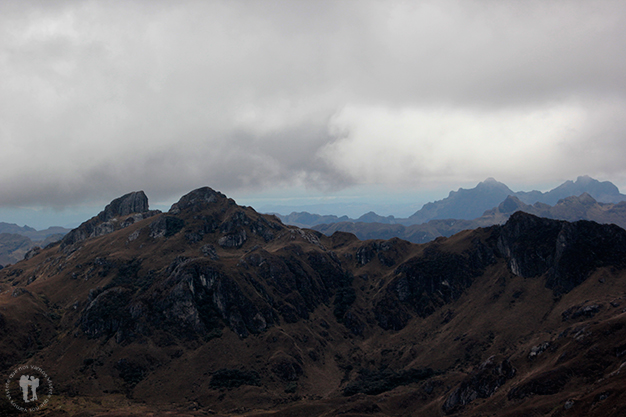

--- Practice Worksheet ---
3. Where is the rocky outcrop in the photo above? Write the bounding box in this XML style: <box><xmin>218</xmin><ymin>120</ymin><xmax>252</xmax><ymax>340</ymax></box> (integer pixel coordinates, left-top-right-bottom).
<box><xmin>354</xmin><ymin>238</ymin><xmax>409</xmax><ymax>267</ymax></box>
<box><xmin>99</xmin><ymin>191</ymin><xmax>149</xmax><ymax>222</ymax></box>
<box><xmin>443</xmin><ymin>357</ymin><xmax>516</xmax><ymax>414</ymax></box>
<box><xmin>149</xmin><ymin>216</ymin><xmax>185</xmax><ymax>238</ymax></box>
<box><xmin>61</xmin><ymin>191</ymin><xmax>159</xmax><ymax>249</ymax></box>
<box><xmin>496</xmin><ymin>212</ymin><xmax>626</xmax><ymax>294</ymax></box>
<box><xmin>547</xmin><ymin>220</ymin><xmax>626</xmax><ymax>294</ymax></box>
<box><xmin>218</xmin><ymin>229</ymin><xmax>247</xmax><ymax>248</ymax></box>
<box><xmin>155</xmin><ymin>257</ymin><xmax>274</xmax><ymax>338</ymax></box>
<box><xmin>496</xmin><ymin>212</ymin><xmax>564</xmax><ymax>278</ymax></box>
<box><xmin>81</xmin><ymin>287</ymin><xmax>134</xmax><ymax>340</ymax></box>
<box><xmin>269</xmin><ymin>351</ymin><xmax>303</xmax><ymax>381</ymax></box>
<box><xmin>507</xmin><ymin>367</ymin><xmax>570</xmax><ymax>399</ymax></box>
<box><xmin>168</xmin><ymin>187</ymin><xmax>228</xmax><ymax>214</ymax></box>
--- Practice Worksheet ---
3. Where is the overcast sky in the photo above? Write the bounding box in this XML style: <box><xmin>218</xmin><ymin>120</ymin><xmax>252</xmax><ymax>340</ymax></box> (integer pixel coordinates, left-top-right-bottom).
<box><xmin>2</xmin><ymin>0</ymin><xmax>626</xmax><ymax>228</ymax></box>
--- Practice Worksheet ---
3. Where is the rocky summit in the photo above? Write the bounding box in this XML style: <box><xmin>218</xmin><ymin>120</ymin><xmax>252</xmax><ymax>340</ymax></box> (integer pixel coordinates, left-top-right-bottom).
<box><xmin>1</xmin><ymin>187</ymin><xmax>626</xmax><ymax>416</ymax></box>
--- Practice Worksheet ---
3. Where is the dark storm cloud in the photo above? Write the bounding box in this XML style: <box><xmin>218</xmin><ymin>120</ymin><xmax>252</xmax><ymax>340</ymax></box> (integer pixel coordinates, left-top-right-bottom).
<box><xmin>1</xmin><ymin>0</ymin><xmax>626</xmax><ymax>208</ymax></box>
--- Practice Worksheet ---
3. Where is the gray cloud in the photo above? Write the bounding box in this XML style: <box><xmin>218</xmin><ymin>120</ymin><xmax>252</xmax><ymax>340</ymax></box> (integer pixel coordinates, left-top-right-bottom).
<box><xmin>1</xmin><ymin>0</ymin><xmax>626</xmax><ymax>210</ymax></box>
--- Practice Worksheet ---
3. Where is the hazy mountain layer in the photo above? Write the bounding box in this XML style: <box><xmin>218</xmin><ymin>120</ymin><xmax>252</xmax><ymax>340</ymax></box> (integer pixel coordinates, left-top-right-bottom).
<box><xmin>409</xmin><ymin>175</ymin><xmax>626</xmax><ymax>224</ymax></box>
<box><xmin>0</xmin><ymin>222</ymin><xmax>70</xmax><ymax>241</ymax></box>
<box><xmin>1</xmin><ymin>188</ymin><xmax>626</xmax><ymax>416</ymax></box>
<box><xmin>0</xmin><ymin>222</ymin><xmax>70</xmax><ymax>266</ymax></box>
<box><xmin>278</xmin><ymin>176</ymin><xmax>626</xmax><ymax>228</ymax></box>
<box><xmin>314</xmin><ymin>193</ymin><xmax>626</xmax><ymax>244</ymax></box>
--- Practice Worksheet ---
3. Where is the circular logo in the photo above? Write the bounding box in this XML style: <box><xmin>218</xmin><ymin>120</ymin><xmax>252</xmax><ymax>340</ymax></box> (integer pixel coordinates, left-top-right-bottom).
<box><xmin>5</xmin><ymin>365</ymin><xmax>53</xmax><ymax>413</ymax></box>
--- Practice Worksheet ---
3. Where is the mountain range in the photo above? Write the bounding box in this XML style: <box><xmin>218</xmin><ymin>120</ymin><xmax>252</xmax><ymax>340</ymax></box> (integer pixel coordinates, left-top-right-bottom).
<box><xmin>277</xmin><ymin>176</ymin><xmax>626</xmax><ymax>228</ymax></box>
<box><xmin>1</xmin><ymin>176</ymin><xmax>620</xmax><ymax>267</ymax></box>
<box><xmin>0</xmin><ymin>223</ymin><xmax>70</xmax><ymax>266</ymax></box>
<box><xmin>1</xmin><ymin>187</ymin><xmax>626</xmax><ymax>416</ymax></box>
<box><xmin>313</xmin><ymin>193</ymin><xmax>626</xmax><ymax>244</ymax></box>
<box><xmin>408</xmin><ymin>175</ymin><xmax>626</xmax><ymax>224</ymax></box>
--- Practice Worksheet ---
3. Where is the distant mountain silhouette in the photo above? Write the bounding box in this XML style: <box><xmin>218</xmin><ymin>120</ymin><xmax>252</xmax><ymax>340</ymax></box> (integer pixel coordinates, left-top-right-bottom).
<box><xmin>0</xmin><ymin>222</ymin><xmax>37</xmax><ymax>235</ymax></box>
<box><xmin>0</xmin><ymin>223</ymin><xmax>71</xmax><ymax>266</ymax></box>
<box><xmin>314</xmin><ymin>193</ymin><xmax>626</xmax><ymax>244</ymax></box>
<box><xmin>277</xmin><ymin>176</ymin><xmax>626</xmax><ymax>229</ymax></box>
<box><xmin>408</xmin><ymin>175</ymin><xmax>626</xmax><ymax>224</ymax></box>
<box><xmin>516</xmin><ymin>175</ymin><xmax>626</xmax><ymax>205</ymax></box>
<box><xmin>408</xmin><ymin>177</ymin><xmax>515</xmax><ymax>223</ymax></box>
<box><xmin>273</xmin><ymin>211</ymin><xmax>350</xmax><ymax>228</ymax></box>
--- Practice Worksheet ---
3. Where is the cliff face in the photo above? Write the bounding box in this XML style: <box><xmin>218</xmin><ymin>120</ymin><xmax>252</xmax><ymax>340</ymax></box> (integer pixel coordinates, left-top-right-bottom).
<box><xmin>496</xmin><ymin>211</ymin><xmax>626</xmax><ymax>294</ymax></box>
<box><xmin>2</xmin><ymin>189</ymin><xmax>626</xmax><ymax>416</ymax></box>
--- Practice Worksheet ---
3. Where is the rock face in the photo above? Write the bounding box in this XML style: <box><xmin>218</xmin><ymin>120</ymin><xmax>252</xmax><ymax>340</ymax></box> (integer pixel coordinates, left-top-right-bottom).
<box><xmin>374</xmin><ymin>238</ymin><xmax>496</xmax><ymax>330</ymax></box>
<box><xmin>496</xmin><ymin>212</ymin><xmax>564</xmax><ymax>278</ymax></box>
<box><xmin>61</xmin><ymin>191</ymin><xmax>159</xmax><ymax>249</ymax></box>
<box><xmin>155</xmin><ymin>257</ymin><xmax>273</xmax><ymax>338</ymax></box>
<box><xmin>443</xmin><ymin>357</ymin><xmax>516</xmax><ymax>414</ymax></box>
<box><xmin>496</xmin><ymin>211</ymin><xmax>626</xmax><ymax>294</ymax></box>
<box><xmin>99</xmin><ymin>191</ymin><xmax>150</xmax><ymax>222</ymax></box>
<box><xmin>168</xmin><ymin>187</ymin><xmax>226</xmax><ymax>214</ymax></box>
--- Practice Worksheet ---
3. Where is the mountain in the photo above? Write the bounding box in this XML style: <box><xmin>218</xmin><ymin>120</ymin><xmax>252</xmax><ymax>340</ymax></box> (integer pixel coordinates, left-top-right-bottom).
<box><xmin>60</xmin><ymin>190</ymin><xmax>159</xmax><ymax>249</ymax></box>
<box><xmin>408</xmin><ymin>176</ymin><xmax>626</xmax><ymax>225</ymax></box>
<box><xmin>275</xmin><ymin>175</ymin><xmax>626</xmax><ymax>229</ymax></box>
<box><xmin>273</xmin><ymin>211</ymin><xmax>351</xmax><ymax>228</ymax></box>
<box><xmin>408</xmin><ymin>177</ymin><xmax>515</xmax><ymax>223</ymax></box>
<box><xmin>0</xmin><ymin>223</ymin><xmax>72</xmax><ymax>267</ymax></box>
<box><xmin>0</xmin><ymin>233</ymin><xmax>33</xmax><ymax>266</ymax></box>
<box><xmin>0</xmin><ymin>222</ymin><xmax>37</xmax><ymax>235</ymax></box>
<box><xmin>314</xmin><ymin>193</ymin><xmax>626</xmax><ymax>244</ymax></box>
<box><xmin>356</xmin><ymin>211</ymin><xmax>397</xmax><ymax>224</ymax></box>
<box><xmin>275</xmin><ymin>211</ymin><xmax>398</xmax><ymax>228</ymax></box>
<box><xmin>517</xmin><ymin>175</ymin><xmax>626</xmax><ymax>205</ymax></box>
<box><xmin>0</xmin><ymin>222</ymin><xmax>70</xmax><ymax>241</ymax></box>
<box><xmin>1</xmin><ymin>188</ymin><xmax>626</xmax><ymax>416</ymax></box>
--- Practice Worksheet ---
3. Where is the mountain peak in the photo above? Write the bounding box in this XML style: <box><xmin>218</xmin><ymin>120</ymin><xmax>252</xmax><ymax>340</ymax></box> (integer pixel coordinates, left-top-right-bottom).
<box><xmin>61</xmin><ymin>190</ymin><xmax>158</xmax><ymax>249</ymax></box>
<box><xmin>497</xmin><ymin>195</ymin><xmax>526</xmax><ymax>214</ymax></box>
<box><xmin>576</xmin><ymin>174</ymin><xmax>593</xmax><ymax>184</ymax></box>
<box><xmin>169</xmin><ymin>186</ymin><xmax>229</xmax><ymax>214</ymax></box>
<box><xmin>99</xmin><ymin>191</ymin><xmax>149</xmax><ymax>222</ymax></box>
<box><xmin>476</xmin><ymin>177</ymin><xmax>511</xmax><ymax>191</ymax></box>
<box><xmin>409</xmin><ymin>179</ymin><xmax>514</xmax><ymax>222</ymax></box>
<box><xmin>548</xmin><ymin>175</ymin><xmax>622</xmax><ymax>204</ymax></box>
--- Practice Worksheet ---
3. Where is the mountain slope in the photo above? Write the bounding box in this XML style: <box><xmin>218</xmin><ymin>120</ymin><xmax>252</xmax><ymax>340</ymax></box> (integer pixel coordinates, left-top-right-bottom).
<box><xmin>1</xmin><ymin>188</ymin><xmax>626</xmax><ymax>416</ymax></box>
